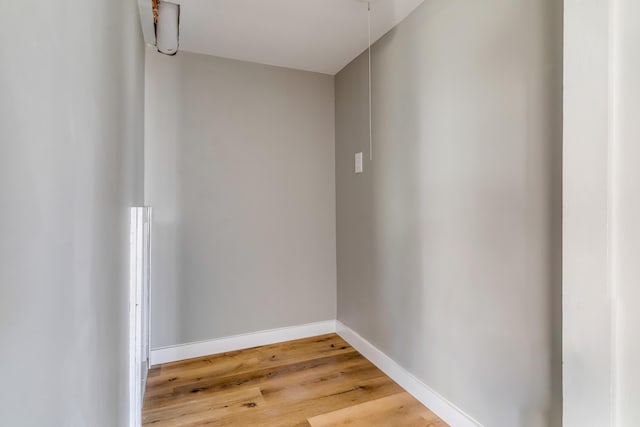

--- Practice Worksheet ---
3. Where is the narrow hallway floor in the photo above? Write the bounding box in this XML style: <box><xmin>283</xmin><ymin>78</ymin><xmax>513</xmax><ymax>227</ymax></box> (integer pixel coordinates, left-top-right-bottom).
<box><xmin>143</xmin><ymin>333</ymin><xmax>447</xmax><ymax>426</ymax></box>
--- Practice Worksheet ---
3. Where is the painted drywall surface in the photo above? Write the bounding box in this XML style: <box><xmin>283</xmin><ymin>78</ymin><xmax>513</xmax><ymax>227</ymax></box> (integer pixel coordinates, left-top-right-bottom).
<box><xmin>564</xmin><ymin>1</ymin><xmax>640</xmax><ymax>424</ymax></box>
<box><xmin>0</xmin><ymin>1</ymin><xmax>144</xmax><ymax>426</ymax></box>
<box><xmin>145</xmin><ymin>50</ymin><xmax>336</xmax><ymax>348</ymax></box>
<box><xmin>563</xmin><ymin>0</ymin><xmax>613</xmax><ymax>425</ymax></box>
<box><xmin>335</xmin><ymin>1</ymin><xmax>562</xmax><ymax>426</ymax></box>
<box><xmin>613</xmin><ymin>0</ymin><xmax>640</xmax><ymax>424</ymax></box>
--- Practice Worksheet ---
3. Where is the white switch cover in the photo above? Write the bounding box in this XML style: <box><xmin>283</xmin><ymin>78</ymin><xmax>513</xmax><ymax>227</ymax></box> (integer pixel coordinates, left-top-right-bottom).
<box><xmin>355</xmin><ymin>152</ymin><xmax>363</xmax><ymax>173</ymax></box>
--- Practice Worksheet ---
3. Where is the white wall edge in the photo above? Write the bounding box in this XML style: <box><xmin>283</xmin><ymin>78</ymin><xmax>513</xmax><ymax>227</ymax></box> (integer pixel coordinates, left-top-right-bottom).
<box><xmin>150</xmin><ymin>320</ymin><xmax>337</xmax><ymax>366</ymax></box>
<box><xmin>336</xmin><ymin>321</ymin><xmax>483</xmax><ymax>427</ymax></box>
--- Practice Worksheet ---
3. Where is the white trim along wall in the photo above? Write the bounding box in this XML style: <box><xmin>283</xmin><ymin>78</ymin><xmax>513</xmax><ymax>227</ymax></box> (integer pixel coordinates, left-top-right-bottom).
<box><xmin>150</xmin><ymin>321</ymin><xmax>337</xmax><ymax>366</ymax></box>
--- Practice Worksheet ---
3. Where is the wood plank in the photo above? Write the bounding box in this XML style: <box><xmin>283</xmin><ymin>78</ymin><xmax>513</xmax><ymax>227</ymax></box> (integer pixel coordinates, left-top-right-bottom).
<box><xmin>307</xmin><ymin>392</ymin><xmax>448</xmax><ymax>427</ymax></box>
<box><xmin>143</xmin><ymin>387</ymin><xmax>264</xmax><ymax>426</ymax></box>
<box><xmin>226</xmin><ymin>376</ymin><xmax>404</xmax><ymax>427</ymax></box>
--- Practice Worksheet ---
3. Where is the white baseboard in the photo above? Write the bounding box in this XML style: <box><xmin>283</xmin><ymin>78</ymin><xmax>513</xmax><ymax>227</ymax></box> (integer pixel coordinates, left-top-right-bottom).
<box><xmin>150</xmin><ymin>320</ymin><xmax>337</xmax><ymax>366</ymax></box>
<box><xmin>336</xmin><ymin>321</ymin><xmax>482</xmax><ymax>427</ymax></box>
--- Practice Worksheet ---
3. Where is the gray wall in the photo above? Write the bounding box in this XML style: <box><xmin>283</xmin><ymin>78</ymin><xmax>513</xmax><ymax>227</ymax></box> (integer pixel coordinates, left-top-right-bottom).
<box><xmin>145</xmin><ymin>50</ymin><xmax>336</xmax><ymax>348</ymax></box>
<box><xmin>335</xmin><ymin>1</ymin><xmax>562</xmax><ymax>426</ymax></box>
<box><xmin>0</xmin><ymin>1</ymin><xmax>144</xmax><ymax>426</ymax></box>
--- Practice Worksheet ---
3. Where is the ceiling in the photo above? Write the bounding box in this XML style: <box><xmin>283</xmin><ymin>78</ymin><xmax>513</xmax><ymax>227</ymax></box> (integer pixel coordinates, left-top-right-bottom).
<box><xmin>172</xmin><ymin>0</ymin><xmax>425</xmax><ymax>75</ymax></box>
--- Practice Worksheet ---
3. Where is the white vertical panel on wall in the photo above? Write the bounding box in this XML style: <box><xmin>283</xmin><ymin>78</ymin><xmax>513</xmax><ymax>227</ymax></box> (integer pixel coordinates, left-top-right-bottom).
<box><xmin>612</xmin><ymin>0</ymin><xmax>640</xmax><ymax>425</ymax></box>
<box><xmin>565</xmin><ymin>0</ymin><xmax>640</xmax><ymax>425</ymax></box>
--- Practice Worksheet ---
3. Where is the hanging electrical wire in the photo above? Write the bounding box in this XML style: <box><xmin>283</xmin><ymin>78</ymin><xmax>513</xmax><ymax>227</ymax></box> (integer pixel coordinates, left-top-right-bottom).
<box><xmin>367</xmin><ymin>2</ymin><xmax>373</xmax><ymax>161</ymax></box>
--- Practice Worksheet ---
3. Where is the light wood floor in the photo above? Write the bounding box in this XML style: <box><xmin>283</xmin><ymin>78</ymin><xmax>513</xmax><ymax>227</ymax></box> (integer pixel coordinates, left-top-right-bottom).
<box><xmin>143</xmin><ymin>334</ymin><xmax>447</xmax><ymax>426</ymax></box>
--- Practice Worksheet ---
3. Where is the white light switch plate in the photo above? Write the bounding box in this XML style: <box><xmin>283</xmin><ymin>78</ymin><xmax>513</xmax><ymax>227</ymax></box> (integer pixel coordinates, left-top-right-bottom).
<box><xmin>355</xmin><ymin>152</ymin><xmax>363</xmax><ymax>173</ymax></box>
